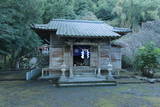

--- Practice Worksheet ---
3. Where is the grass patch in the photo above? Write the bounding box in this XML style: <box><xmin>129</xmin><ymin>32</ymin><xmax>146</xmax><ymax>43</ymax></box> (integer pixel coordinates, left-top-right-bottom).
<box><xmin>0</xmin><ymin>81</ymin><xmax>160</xmax><ymax>107</ymax></box>
<box><xmin>0</xmin><ymin>71</ymin><xmax>26</xmax><ymax>80</ymax></box>
<box><xmin>119</xmin><ymin>71</ymin><xmax>140</xmax><ymax>76</ymax></box>
<box><xmin>154</xmin><ymin>72</ymin><xmax>160</xmax><ymax>78</ymax></box>
<box><xmin>95</xmin><ymin>98</ymin><xmax>116</xmax><ymax>107</ymax></box>
<box><xmin>143</xmin><ymin>96</ymin><xmax>160</xmax><ymax>107</ymax></box>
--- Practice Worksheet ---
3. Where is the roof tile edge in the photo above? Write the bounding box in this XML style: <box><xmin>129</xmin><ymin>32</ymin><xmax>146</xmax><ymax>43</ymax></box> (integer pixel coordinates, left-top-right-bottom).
<box><xmin>51</xmin><ymin>19</ymin><xmax>104</xmax><ymax>24</ymax></box>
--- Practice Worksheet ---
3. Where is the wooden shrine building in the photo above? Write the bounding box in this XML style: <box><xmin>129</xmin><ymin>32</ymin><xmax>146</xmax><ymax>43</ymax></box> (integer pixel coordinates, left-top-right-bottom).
<box><xmin>32</xmin><ymin>19</ymin><xmax>131</xmax><ymax>82</ymax></box>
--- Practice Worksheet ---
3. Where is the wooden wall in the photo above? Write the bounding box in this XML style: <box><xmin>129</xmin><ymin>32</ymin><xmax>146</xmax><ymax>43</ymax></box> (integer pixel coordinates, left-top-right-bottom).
<box><xmin>90</xmin><ymin>46</ymin><xmax>98</xmax><ymax>67</ymax></box>
<box><xmin>100</xmin><ymin>43</ymin><xmax>121</xmax><ymax>70</ymax></box>
<box><xmin>100</xmin><ymin>43</ymin><xmax>110</xmax><ymax>69</ymax></box>
<box><xmin>49</xmin><ymin>34</ymin><xmax>122</xmax><ymax>71</ymax></box>
<box><xmin>49</xmin><ymin>33</ymin><xmax>64</xmax><ymax>69</ymax></box>
<box><xmin>111</xmin><ymin>47</ymin><xmax>122</xmax><ymax>69</ymax></box>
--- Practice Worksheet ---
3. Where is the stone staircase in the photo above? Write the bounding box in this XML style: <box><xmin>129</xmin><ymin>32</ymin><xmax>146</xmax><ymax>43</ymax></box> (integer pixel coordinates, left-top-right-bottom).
<box><xmin>74</xmin><ymin>72</ymin><xmax>96</xmax><ymax>77</ymax></box>
<box><xmin>57</xmin><ymin>72</ymin><xmax>117</xmax><ymax>87</ymax></box>
<box><xmin>57</xmin><ymin>80</ymin><xmax>117</xmax><ymax>87</ymax></box>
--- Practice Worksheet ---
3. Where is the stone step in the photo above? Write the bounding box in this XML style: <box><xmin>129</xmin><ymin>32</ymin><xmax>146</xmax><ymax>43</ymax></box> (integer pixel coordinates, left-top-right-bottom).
<box><xmin>57</xmin><ymin>76</ymin><xmax>116</xmax><ymax>87</ymax></box>
<box><xmin>74</xmin><ymin>74</ymin><xmax>96</xmax><ymax>77</ymax></box>
<box><xmin>74</xmin><ymin>75</ymin><xmax>97</xmax><ymax>78</ymax></box>
<box><xmin>74</xmin><ymin>72</ymin><xmax>96</xmax><ymax>75</ymax></box>
<box><xmin>57</xmin><ymin>81</ymin><xmax>117</xmax><ymax>87</ymax></box>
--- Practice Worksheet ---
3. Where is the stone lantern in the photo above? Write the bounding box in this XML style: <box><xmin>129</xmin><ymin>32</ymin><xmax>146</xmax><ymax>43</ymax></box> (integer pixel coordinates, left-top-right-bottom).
<box><xmin>60</xmin><ymin>63</ymin><xmax>67</xmax><ymax>80</ymax></box>
<box><xmin>107</xmin><ymin>62</ymin><xmax>114</xmax><ymax>80</ymax></box>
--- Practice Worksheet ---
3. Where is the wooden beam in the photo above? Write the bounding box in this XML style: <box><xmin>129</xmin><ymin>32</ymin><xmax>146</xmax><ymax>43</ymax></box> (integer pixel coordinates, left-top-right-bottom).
<box><xmin>66</xmin><ymin>42</ymin><xmax>98</xmax><ymax>46</ymax></box>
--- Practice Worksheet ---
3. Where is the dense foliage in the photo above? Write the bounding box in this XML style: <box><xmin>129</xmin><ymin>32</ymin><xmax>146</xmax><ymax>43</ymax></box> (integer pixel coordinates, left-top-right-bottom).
<box><xmin>134</xmin><ymin>43</ymin><xmax>160</xmax><ymax>77</ymax></box>
<box><xmin>0</xmin><ymin>0</ymin><xmax>43</xmax><ymax>69</ymax></box>
<box><xmin>0</xmin><ymin>0</ymin><xmax>160</xmax><ymax>69</ymax></box>
<box><xmin>116</xmin><ymin>20</ymin><xmax>160</xmax><ymax>70</ymax></box>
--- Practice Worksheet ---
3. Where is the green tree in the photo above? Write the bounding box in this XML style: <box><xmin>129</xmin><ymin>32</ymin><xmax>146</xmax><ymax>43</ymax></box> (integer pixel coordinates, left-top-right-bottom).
<box><xmin>95</xmin><ymin>0</ymin><xmax>117</xmax><ymax>20</ymax></box>
<box><xmin>134</xmin><ymin>42</ymin><xmax>160</xmax><ymax>77</ymax></box>
<box><xmin>0</xmin><ymin>0</ymin><xmax>43</xmax><ymax>68</ymax></box>
<box><xmin>42</xmin><ymin>0</ymin><xmax>76</xmax><ymax>23</ymax></box>
<box><xmin>111</xmin><ymin>0</ymin><xmax>160</xmax><ymax>30</ymax></box>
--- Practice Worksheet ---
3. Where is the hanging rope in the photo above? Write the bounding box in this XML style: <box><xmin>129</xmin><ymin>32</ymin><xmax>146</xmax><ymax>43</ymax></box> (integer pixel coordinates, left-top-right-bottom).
<box><xmin>81</xmin><ymin>49</ymin><xmax>90</xmax><ymax>59</ymax></box>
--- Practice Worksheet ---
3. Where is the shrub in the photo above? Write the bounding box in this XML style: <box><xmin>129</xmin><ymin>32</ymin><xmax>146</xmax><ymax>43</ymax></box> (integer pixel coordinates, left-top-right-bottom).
<box><xmin>134</xmin><ymin>42</ymin><xmax>160</xmax><ymax>77</ymax></box>
<box><xmin>122</xmin><ymin>55</ymin><xmax>133</xmax><ymax>69</ymax></box>
<box><xmin>37</xmin><ymin>54</ymin><xmax>49</xmax><ymax>68</ymax></box>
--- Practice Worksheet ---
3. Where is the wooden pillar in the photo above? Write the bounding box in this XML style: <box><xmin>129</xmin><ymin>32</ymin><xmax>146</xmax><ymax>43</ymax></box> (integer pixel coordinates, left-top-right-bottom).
<box><xmin>69</xmin><ymin>43</ymin><xmax>74</xmax><ymax>78</ymax></box>
<box><xmin>49</xmin><ymin>33</ymin><xmax>53</xmax><ymax>68</ymax></box>
<box><xmin>61</xmin><ymin>46</ymin><xmax>66</xmax><ymax>79</ymax></box>
<box><xmin>42</xmin><ymin>68</ymin><xmax>44</xmax><ymax>77</ymax></box>
<box><xmin>97</xmin><ymin>43</ymin><xmax>101</xmax><ymax>77</ymax></box>
<box><xmin>62</xmin><ymin>46</ymin><xmax>66</xmax><ymax>66</ymax></box>
<box><xmin>109</xmin><ymin>37</ymin><xmax>112</xmax><ymax>62</ymax></box>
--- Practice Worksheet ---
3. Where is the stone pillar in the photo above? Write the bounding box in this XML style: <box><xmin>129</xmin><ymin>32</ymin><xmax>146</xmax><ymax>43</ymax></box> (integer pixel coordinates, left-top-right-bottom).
<box><xmin>107</xmin><ymin>63</ymin><xmax>114</xmax><ymax>80</ymax></box>
<box><xmin>60</xmin><ymin>63</ymin><xmax>67</xmax><ymax>80</ymax></box>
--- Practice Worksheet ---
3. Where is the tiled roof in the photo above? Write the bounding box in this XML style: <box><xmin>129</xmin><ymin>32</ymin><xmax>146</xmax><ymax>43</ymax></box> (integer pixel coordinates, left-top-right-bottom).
<box><xmin>113</xmin><ymin>27</ymin><xmax>132</xmax><ymax>33</ymax></box>
<box><xmin>32</xmin><ymin>19</ymin><xmax>131</xmax><ymax>38</ymax></box>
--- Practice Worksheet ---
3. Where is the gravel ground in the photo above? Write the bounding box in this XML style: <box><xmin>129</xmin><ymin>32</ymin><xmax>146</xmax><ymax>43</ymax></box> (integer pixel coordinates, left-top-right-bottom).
<box><xmin>0</xmin><ymin>81</ymin><xmax>160</xmax><ymax>107</ymax></box>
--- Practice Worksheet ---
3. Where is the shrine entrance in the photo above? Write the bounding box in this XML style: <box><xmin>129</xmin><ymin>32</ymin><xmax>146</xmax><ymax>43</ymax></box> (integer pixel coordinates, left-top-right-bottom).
<box><xmin>73</xmin><ymin>45</ymin><xmax>90</xmax><ymax>66</ymax></box>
